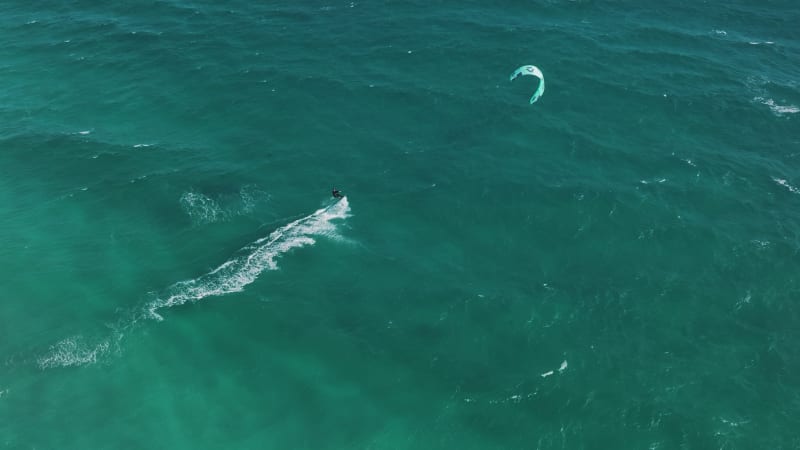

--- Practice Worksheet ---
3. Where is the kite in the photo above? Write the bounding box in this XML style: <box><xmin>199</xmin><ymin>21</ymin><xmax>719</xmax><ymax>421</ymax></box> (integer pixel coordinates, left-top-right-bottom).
<box><xmin>510</xmin><ymin>65</ymin><xmax>545</xmax><ymax>104</ymax></box>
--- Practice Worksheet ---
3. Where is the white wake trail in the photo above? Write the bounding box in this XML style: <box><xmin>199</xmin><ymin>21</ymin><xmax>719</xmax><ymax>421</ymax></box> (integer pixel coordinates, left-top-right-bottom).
<box><xmin>37</xmin><ymin>198</ymin><xmax>350</xmax><ymax>369</ymax></box>
<box><xmin>148</xmin><ymin>197</ymin><xmax>350</xmax><ymax>319</ymax></box>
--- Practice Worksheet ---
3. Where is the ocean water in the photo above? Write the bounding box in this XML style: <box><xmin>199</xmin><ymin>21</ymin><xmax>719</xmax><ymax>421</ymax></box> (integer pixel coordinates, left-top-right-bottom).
<box><xmin>1</xmin><ymin>0</ymin><xmax>799</xmax><ymax>448</ymax></box>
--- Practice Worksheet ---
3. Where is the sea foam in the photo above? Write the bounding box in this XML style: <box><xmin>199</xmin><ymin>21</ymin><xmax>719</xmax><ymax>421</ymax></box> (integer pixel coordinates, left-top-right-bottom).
<box><xmin>180</xmin><ymin>186</ymin><xmax>270</xmax><ymax>224</ymax></box>
<box><xmin>37</xmin><ymin>198</ymin><xmax>350</xmax><ymax>368</ymax></box>
<box><xmin>37</xmin><ymin>336</ymin><xmax>111</xmax><ymax>369</ymax></box>
<box><xmin>755</xmin><ymin>97</ymin><xmax>799</xmax><ymax>116</ymax></box>
<box><xmin>773</xmin><ymin>178</ymin><xmax>800</xmax><ymax>194</ymax></box>
<box><xmin>148</xmin><ymin>197</ymin><xmax>350</xmax><ymax>319</ymax></box>
<box><xmin>180</xmin><ymin>191</ymin><xmax>226</xmax><ymax>224</ymax></box>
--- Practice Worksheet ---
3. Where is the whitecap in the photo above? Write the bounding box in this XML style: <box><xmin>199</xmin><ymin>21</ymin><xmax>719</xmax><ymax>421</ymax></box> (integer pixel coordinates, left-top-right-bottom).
<box><xmin>755</xmin><ymin>97</ymin><xmax>799</xmax><ymax>116</ymax></box>
<box><xmin>734</xmin><ymin>291</ymin><xmax>752</xmax><ymax>311</ymax></box>
<box><xmin>37</xmin><ymin>336</ymin><xmax>110</xmax><ymax>369</ymax></box>
<box><xmin>180</xmin><ymin>191</ymin><xmax>227</xmax><ymax>224</ymax></box>
<box><xmin>773</xmin><ymin>178</ymin><xmax>800</xmax><ymax>194</ymax></box>
<box><xmin>181</xmin><ymin>187</ymin><xmax>270</xmax><ymax>224</ymax></box>
<box><xmin>238</xmin><ymin>185</ymin><xmax>268</xmax><ymax>214</ymax></box>
<box><xmin>720</xmin><ymin>417</ymin><xmax>750</xmax><ymax>427</ymax></box>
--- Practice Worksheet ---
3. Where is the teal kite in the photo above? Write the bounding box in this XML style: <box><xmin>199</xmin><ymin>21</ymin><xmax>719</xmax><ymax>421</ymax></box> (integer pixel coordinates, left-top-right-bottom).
<box><xmin>510</xmin><ymin>65</ymin><xmax>545</xmax><ymax>104</ymax></box>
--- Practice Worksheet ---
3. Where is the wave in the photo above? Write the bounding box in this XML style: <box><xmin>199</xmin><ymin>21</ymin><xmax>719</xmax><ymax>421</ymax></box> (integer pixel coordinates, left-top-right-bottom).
<box><xmin>755</xmin><ymin>97</ymin><xmax>799</xmax><ymax>116</ymax></box>
<box><xmin>148</xmin><ymin>197</ymin><xmax>350</xmax><ymax>319</ymax></box>
<box><xmin>180</xmin><ymin>191</ymin><xmax>227</xmax><ymax>224</ymax></box>
<box><xmin>746</xmin><ymin>77</ymin><xmax>799</xmax><ymax>117</ymax></box>
<box><xmin>773</xmin><ymin>178</ymin><xmax>800</xmax><ymax>194</ymax></box>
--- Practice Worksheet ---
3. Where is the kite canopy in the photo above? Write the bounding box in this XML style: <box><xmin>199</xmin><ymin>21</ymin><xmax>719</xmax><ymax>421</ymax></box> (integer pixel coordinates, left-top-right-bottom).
<box><xmin>510</xmin><ymin>65</ymin><xmax>545</xmax><ymax>104</ymax></box>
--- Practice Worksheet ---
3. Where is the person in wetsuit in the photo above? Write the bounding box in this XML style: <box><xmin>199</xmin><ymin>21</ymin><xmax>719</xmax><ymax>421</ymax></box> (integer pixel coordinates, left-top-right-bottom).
<box><xmin>332</xmin><ymin>188</ymin><xmax>343</xmax><ymax>199</ymax></box>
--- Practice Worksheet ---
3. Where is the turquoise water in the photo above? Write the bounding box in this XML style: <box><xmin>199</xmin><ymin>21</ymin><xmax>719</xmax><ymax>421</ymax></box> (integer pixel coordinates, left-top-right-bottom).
<box><xmin>2</xmin><ymin>1</ymin><xmax>799</xmax><ymax>448</ymax></box>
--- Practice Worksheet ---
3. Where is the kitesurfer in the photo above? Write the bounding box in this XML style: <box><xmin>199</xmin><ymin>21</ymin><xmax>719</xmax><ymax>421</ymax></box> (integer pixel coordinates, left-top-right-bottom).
<box><xmin>332</xmin><ymin>188</ymin><xmax>343</xmax><ymax>199</ymax></box>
